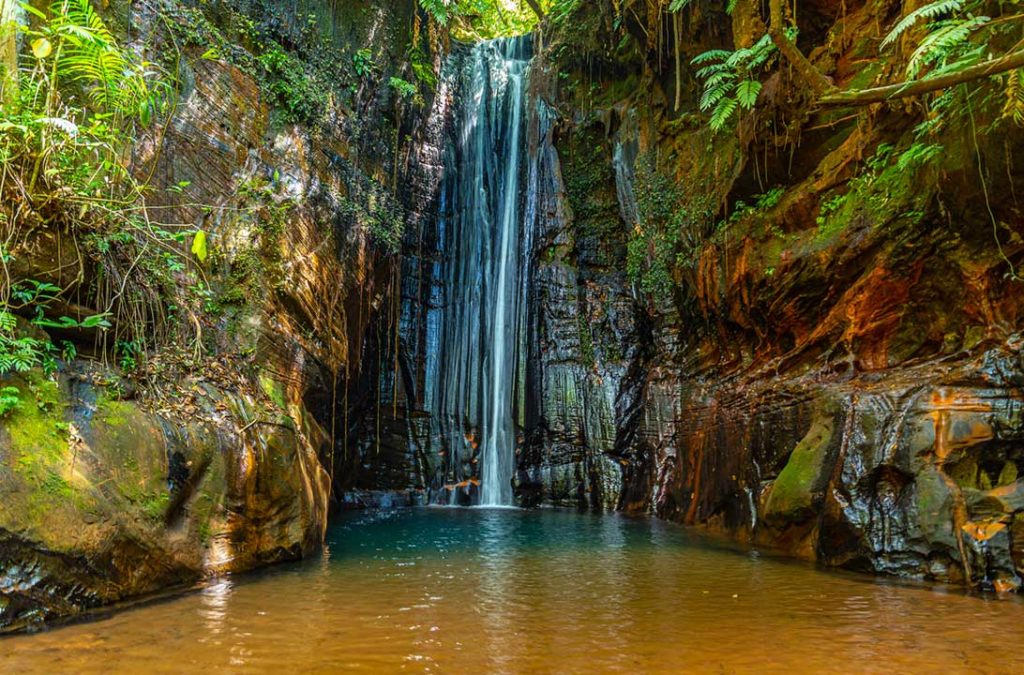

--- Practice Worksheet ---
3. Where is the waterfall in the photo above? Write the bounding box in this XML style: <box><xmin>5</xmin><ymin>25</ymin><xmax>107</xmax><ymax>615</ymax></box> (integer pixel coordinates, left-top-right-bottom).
<box><xmin>431</xmin><ymin>36</ymin><xmax>533</xmax><ymax>506</ymax></box>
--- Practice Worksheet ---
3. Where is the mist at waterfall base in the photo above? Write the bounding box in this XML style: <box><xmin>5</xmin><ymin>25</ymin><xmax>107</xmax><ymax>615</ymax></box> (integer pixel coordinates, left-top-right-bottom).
<box><xmin>425</xmin><ymin>37</ymin><xmax>533</xmax><ymax>507</ymax></box>
<box><xmin>6</xmin><ymin>509</ymin><xmax>1024</xmax><ymax>672</ymax></box>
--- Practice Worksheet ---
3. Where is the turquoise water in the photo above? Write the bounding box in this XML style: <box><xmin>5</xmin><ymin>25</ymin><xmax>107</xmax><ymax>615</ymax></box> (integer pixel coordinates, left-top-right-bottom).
<box><xmin>4</xmin><ymin>508</ymin><xmax>1024</xmax><ymax>673</ymax></box>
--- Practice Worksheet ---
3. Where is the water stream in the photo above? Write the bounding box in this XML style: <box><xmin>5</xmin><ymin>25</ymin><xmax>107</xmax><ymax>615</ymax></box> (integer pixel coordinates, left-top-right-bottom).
<box><xmin>432</xmin><ymin>37</ymin><xmax>533</xmax><ymax>506</ymax></box>
<box><xmin>5</xmin><ymin>509</ymin><xmax>1023</xmax><ymax>672</ymax></box>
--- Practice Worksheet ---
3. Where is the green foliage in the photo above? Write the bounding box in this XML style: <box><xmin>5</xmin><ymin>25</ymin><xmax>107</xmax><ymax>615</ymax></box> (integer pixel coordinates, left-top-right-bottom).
<box><xmin>389</xmin><ymin>76</ymin><xmax>423</xmax><ymax>105</ymax></box>
<box><xmin>27</xmin><ymin>0</ymin><xmax>170</xmax><ymax>122</ymax></box>
<box><xmin>693</xmin><ymin>33</ymin><xmax>781</xmax><ymax>133</ymax></box>
<box><xmin>257</xmin><ymin>44</ymin><xmax>328</xmax><ymax>125</ymax></box>
<box><xmin>419</xmin><ymin>0</ymin><xmax>547</xmax><ymax>38</ymax></box>
<box><xmin>352</xmin><ymin>48</ymin><xmax>374</xmax><ymax>78</ymax></box>
<box><xmin>880</xmin><ymin>0</ymin><xmax>966</xmax><ymax>50</ymax></box>
<box><xmin>729</xmin><ymin>187</ymin><xmax>786</xmax><ymax>223</ymax></box>
<box><xmin>627</xmin><ymin>155</ymin><xmax>715</xmax><ymax>301</ymax></box>
<box><xmin>0</xmin><ymin>386</ymin><xmax>20</xmax><ymax>417</ymax></box>
<box><xmin>879</xmin><ymin>0</ymin><xmax>1023</xmax><ymax>84</ymax></box>
<box><xmin>339</xmin><ymin>187</ymin><xmax>405</xmax><ymax>253</ymax></box>
<box><xmin>0</xmin><ymin>277</ymin><xmax>109</xmax><ymax>379</ymax></box>
<box><xmin>815</xmin><ymin>140</ymin><xmax>938</xmax><ymax>241</ymax></box>
<box><xmin>407</xmin><ymin>43</ymin><xmax>438</xmax><ymax>91</ymax></box>
<box><xmin>2</xmin><ymin>0</ymin><xmax>180</xmax><ymax>367</ymax></box>
<box><xmin>116</xmin><ymin>340</ymin><xmax>140</xmax><ymax>371</ymax></box>
<box><xmin>563</xmin><ymin>128</ymin><xmax>621</xmax><ymax>258</ymax></box>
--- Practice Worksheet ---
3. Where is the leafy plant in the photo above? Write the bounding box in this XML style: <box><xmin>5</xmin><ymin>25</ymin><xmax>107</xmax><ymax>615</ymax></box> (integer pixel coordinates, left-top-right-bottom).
<box><xmin>419</xmin><ymin>0</ymin><xmax>545</xmax><ymax>38</ymax></box>
<box><xmin>693</xmin><ymin>33</ymin><xmax>783</xmax><ymax>132</ymax></box>
<box><xmin>880</xmin><ymin>0</ymin><xmax>967</xmax><ymax>51</ymax></box>
<box><xmin>879</xmin><ymin>0</ymin><xmax>1009</xmax><ymax>81</ymax></box>
<box><xmin>389</xmin><ymin>76</ymin><xmax>421</xmax><ymax>104</ymax></box>
<box><xmin>2</xmin><ymin>0</ymin><xmax>183</xmax><ymax>372</ymax></box>
<box><xmin>24</xmin><ymin>0</ymin><xmax>170</xmax><ymax>122</ymax></box>
<box><xmin>257</xmin><ymin>43</ymin><xmax>327</xmax><ymax>124</ymax></box>
<box><xmin>0</xmin><ymin>386</ymin><xmax>20</xmax><ymax>417</ymax></box>
<box><xmin>352</xmin><ymin>48</ymin><xmax>374</xmax><ymax>78</ymax></box>
<box><xmin>627</xmin><ymin>154</ymin><xmax>715</xmax><ymax>301</ymax></box>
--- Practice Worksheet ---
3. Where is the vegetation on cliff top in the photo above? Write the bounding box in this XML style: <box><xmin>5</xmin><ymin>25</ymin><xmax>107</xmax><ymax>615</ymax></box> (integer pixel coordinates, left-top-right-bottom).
<box><xmin>0</xmin><ymin>0</ymin><xmax>176</xmax><ymax>405</ymax></box>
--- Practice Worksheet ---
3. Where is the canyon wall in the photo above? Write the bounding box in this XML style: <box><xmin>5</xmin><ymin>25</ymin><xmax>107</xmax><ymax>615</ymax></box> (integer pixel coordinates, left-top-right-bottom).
<box><xmin>373</xmin><ymin>0</ymin><xmax>1024</xmax><ymax>591</ymax></box>
<box><xmin>523</xmin><ymin>0</ymin><xmax>1024</xmax><ymax>590</ymax></box>
<box><xmin>0</xmin><ymin>0</ymin><xmax>439</xmax><ymax>631</ymax></box>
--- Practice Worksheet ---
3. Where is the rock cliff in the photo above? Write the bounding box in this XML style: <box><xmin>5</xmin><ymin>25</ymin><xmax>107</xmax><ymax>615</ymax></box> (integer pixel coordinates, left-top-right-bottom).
<box><xmin>0</xmin><ymin>0</ymin><xmax>441</xmax><ymax>631</ymax></box>
<box><xmin>372</xmin><ymin>0</ymin><xmax>1024</xmax><ymax>591</ymax></box>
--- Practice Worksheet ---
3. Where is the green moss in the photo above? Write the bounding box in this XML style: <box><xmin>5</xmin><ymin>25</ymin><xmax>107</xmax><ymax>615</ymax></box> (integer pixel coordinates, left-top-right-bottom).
<box><xmin>259</xmin><ymin>371</ymin><xmax>288</xmax><ymax>410</ymax></box>
<box><xmin>9</xmin><ymin>376</ymin><xmax>68</xmax><ymax>481</ymax></box>
<box><xmin>815</xmin><ymin>140</ymin><xmax>936</xmax><ymax>243</ymax></box>
<box><xmin>95</xmin><ymin>392</ymin><xmax>134</xmax><ymax>428</ymax></box>
<box><xmin>562</xmin><ymin>125</ymin><xmax>622</xmax><ymax>260</ymax></box>
<box><xmin>142</xmin><ymin>491</ymin><xmax>171</xmax><ymax>521</ymax></box>
<box><xmin>764</xmin><ymin>413</ymin><xmax>835</xmax><ymax>523</ymax></box>
<box><xmin>577</xmin><ymin>308</ymin><xmax>595</xmax><ymax>369</ymax></box>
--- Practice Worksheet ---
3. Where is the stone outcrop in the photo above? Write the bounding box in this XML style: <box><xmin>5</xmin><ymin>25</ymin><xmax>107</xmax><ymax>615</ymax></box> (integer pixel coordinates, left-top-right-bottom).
<box><xmin>366</xmin><ymin>0</ymin><xmax>1024</xmax><ymax>591</ymax></box>
<box><xmin>1</xmin><ymin>0</ymin><xmax>438</xmax><ymax>631</ymax></box>
<box><xmin>519</xmin><ymin>0</ymin><xmax>1024</xmax><ymax>590</ymax></box>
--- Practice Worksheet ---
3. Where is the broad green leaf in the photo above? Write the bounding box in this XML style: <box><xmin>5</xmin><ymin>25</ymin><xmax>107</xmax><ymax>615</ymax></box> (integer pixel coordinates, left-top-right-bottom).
<box><xmin>31</xmin><ymin>38</ymin><xmax>52</xmax><ymax>59</ymax></box>
<box><xmin>191</xmin><ymin>230</ymin><xmax>208</xmax><ymax>262</ymax></box>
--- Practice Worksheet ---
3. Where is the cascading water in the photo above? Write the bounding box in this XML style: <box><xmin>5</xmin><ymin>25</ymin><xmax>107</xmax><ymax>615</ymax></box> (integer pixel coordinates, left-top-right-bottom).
<box><xmin>428</xmin><ymin>36</ymin><xmax>533</xmax><ymax>506</ymax></box>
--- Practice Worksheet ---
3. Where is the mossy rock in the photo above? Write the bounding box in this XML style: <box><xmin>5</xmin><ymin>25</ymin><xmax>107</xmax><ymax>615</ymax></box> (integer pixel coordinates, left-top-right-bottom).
<box><xmin>763</xmin><ymin>410</ymin><xmax>836</xmax><ymax>525</ymax></box>
<box><xmin>0</xmin><ymin>367</ymin><xmax>329</xmax><ymax>633</ymax></box>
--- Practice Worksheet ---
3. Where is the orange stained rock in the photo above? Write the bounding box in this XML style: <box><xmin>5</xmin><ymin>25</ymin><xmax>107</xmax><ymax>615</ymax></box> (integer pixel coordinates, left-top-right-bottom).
<box><xmin>961</xmin><ymin>520</ymin><xmax>1006</xmax><ymax>542</ymax></box>
<box><xmin>840</xmin><ymin>264</ymin><xmax>920</xmax><ymax>370</ymax></box>
<box><xmin>927</xmin><ymin>389</ymin><xmax>993</xmax><ymax>462</ymax></box>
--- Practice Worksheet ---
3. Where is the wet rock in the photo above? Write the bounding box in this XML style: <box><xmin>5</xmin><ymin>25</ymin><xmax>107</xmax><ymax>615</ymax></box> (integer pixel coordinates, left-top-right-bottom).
<box><xmin>0</xmin><ymin>370</ymin><xmax>329</xmax><ymax>633</ymax></box>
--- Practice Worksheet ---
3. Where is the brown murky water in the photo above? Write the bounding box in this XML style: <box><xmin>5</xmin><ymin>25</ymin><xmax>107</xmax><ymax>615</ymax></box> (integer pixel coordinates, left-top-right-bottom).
<box><xmin>3</xmin><ymin>508</ymin><xmax>1024</xmax><ymax>673</ymax></box>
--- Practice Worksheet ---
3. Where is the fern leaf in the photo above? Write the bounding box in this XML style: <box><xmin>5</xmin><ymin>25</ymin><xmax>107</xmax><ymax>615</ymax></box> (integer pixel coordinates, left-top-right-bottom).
<box><xmin>736</xmin><ymin>80</ymin><xmax>762</xmax><ymax>109</ymax></box>
<box><xmin>710</xmin><ymin>97</ymin><xmax>738</xmax><ymax>131</ymax></box>
<box><xmin>695</xmin><ymin>62</ymin><xmax>729</xmax><ymax>79</ymax></box>
<box><xmin>700</xmin><ymin>82</ymin><xmax>733</xmax><ymax>111</ymax></box>
<box><xmin>907</xmin><ymin>15</ymin><xmax>988</xmax><ymax>78</ymax></box>
<box><xmin>1003</xmin><ymin>68</ymin><xmax>1024</xmax><ymax>126</ymax></box>
<box><xmin>881</xmin><ymin>0</ymin><xmax>963</xmax><ymax>51</ymax></box>
<box><xmin>691</xmin><ymin>49</ymin><xmax>731</xmax><ymax>66</ymax></box>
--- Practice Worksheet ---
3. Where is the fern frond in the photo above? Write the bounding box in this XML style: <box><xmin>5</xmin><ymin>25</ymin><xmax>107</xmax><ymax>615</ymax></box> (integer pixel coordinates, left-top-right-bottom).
<box><xmin>907</xmin><ymin>15</ymin><xmax>989</xmax><ymax>77</ymax></box>
<box><xmin>1003</xmin><ymin>68</ymin><xmax>1024</xmax><ymax>126</ymax></box>
<box><xmin>695</xmin><ymin>62</ymin><xmax>729</xmax><ymax>79</ymax></box>
<box><xmin>881</xmin><ymin>0</ymin><xmax>963</xmax><ymax>50</ymax></box>
<box><xmin>691</xmin><ymin>49</ymin><xmax>731</xmax><ymax>66</ymax></box>
<box><xmin>736</xmin><ymin>80</ymin><xmax>762</xmax><ymax>109</ymax></box>
<box><xmin>701</xmin><ymin>70</ymin><xmax>737</xmax><ymax>90</ymax></box>
<box><xmin>709</xmin><ymin>97</ymin><xmax>738</xmax><ymax>131</ymax></box>
<box><xmin>700</xmin><ymin>82</ymin><xmax>732</xmax><ymax>111</ymax></box>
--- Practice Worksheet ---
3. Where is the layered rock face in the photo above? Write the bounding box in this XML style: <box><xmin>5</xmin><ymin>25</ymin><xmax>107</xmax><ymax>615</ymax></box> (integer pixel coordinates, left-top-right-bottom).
<box><xmin>372</xmin><ymin>0</ymin><xmax>1024</xmax><ymax>590</ymax></box>
<box><xmin>1</xmin><ymin>0</ymin><xmax>436</xmax><ymax>630</ymax></box>
<box><xmin>522</xmin><ymin>0</ymin><xmax>1024</xmax><ymax>590</ymax></box>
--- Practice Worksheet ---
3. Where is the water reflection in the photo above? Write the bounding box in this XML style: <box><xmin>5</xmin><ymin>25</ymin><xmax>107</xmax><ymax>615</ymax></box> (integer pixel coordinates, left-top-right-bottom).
<box><xmin>3</xmin><ymin>509</ymin><xmax>1024</xmax><ymax>673</ymax></box>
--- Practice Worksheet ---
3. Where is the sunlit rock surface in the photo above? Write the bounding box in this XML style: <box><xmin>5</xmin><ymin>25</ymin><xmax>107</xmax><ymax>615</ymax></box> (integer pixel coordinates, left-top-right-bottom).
<box><xmin>0</xmin><ymin>0</ymin><xmax>433</xmax><ymax>631</ymax></box>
